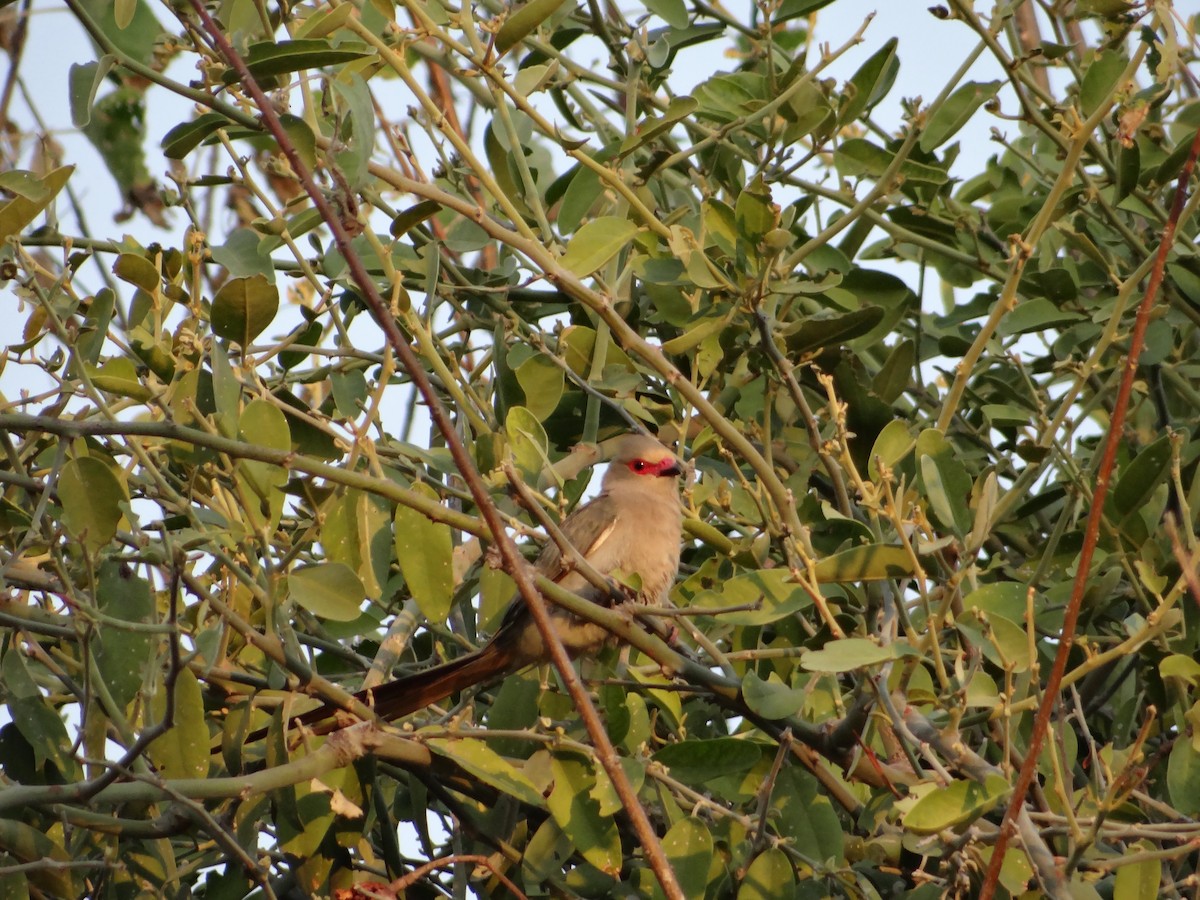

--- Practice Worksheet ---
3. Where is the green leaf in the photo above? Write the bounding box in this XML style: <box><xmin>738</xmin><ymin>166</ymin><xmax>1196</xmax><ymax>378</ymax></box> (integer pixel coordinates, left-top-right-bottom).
<box><xmin>94</xmin><ymin>561</ymin><xmax>155</xmax><ymax>711</ymax></box>
<box><xmin>1112</xmin><ymin>434</ymin><xmax>1172</xmax><ymax>517</ymax></box>
<box><xmin>1161</xmin><ymin>654</ymin><xmax>1200</xmax><ymax>684</ymax></box>
<box><xmin>515</xmin><ymin>353</ymin><xmax>565</xmax><ymax>421</ymax></box>
<box><xmin>688</xmin><ymin>567</ymin><xmax>809</xmax><ymax>625</ymax></box>
<box><xmin>330</xmin><ymin>76</ymin><xmax>373</xmax><ymax>186</ymax></box>
<box><xmin>873</xmin><ymin>338</ymin><xmax>915</xmax><ymax>403</ymax></box>
<box><xmin>971</xmin><ymin>613</ymin><xmax>1033</xmax><ymax>673</ymax></box>
<box><xmin>621</xmin><ymin>97</ymin><xmax>698</xmax><ymax>156</ymax></box>
<box><xmin>329</xmin><ymin>368</ymin><xmax>369</xmax><ymax>419</ymax></box>
<box><xmin>59</xmin><ymin>455</ymin><xmax>127</xmax><ymax>552</ymax></box>
<box><xmin>774</xmin><ymin>766</ymin><xmax>845</xmax><ymax>862</ymax></box>
<box><xmin>784</xmin><ymin>306</ymin><xmax>886</xmax><ymax>356</ymax></box>
<box><xmin>742</xmin><ymin>671</ymin><xmax>806</xmax><ymax>719</ymax></box>
<box><xmin>147</xmin><ymin>668</ymin><xmax>209</xmax><ymax>780</ymax></box>
<box><xmin>840</xmin><ymin>38</ymin><xmax>899</xmax><ymax>124</ymax></box>
<box><xmin>295</xmin><ymin>2</ymin><xmax>356</xmax><ymax>38</ymax></box>
<box><xmin>5</xmin><ymin>666</ymin><xmax>79</xmax><ymax>781</ymax></box>
<box><xmin>589</xmin><ymin>757</ymin><xmax>645</xmax><ymax>816</ymax></box>
<box><xmin>735</xmin><ymin>174</ymin><xmax>774</xmax><ymax>248</ymax></box>
<box><xmin>813</xmin><ymin>544</ymin><xmax>915</xmax><ymax>582</ymax></box>
<box><xmin>394</xmin><ymin>484</ymin><xmax>454</xmax><ymax>623</ymax></box>
<box><xmin>69</xmin><ymin>56</ymin><xmax>116</xmax><ymax>128</ymax></box>
<box><xmin>738</xmin><ymin>847</ymin><xmax>796</xmax><ymax>899</ymax></box>
<box><xmin>0</xmin><ymin>817</ymin><xmax>75</xmax><ymax>898</ymax></box>
<box><xmin>277</xmin><ymin>112</ymin><xmax>318</xmax><ymax>172</ymax></box>
<box><xmin>87</xmin><ymin>357</ymin><xmax>152</xmax><ymax>402</ymax></box>
<box><xmin>221</xmin><ymin>39</ymin><xmax>373</xmax><ymax>83</ymax></box>
<box><xmin>0</xmin><ymin>166</ymin><xmax>74</xmax><ymax>242</ymax></box>
<box><xmin>505</xmin><ymin>405</ymin><xmax>550</xmax><ymax>482</ymax></box>
<box><xmin>113</xmin><ymin>251</ymin><xmax>160</xmax><ymax>293</ymax></box>
<box><xmin>963</xmin><ymin>582</ymin><xmax>1030</xmax><ymax>623</ymax></box>
<box><xmin>210</xmin><ymin>273</ymin><xmax>279</xmax><ymax>346</ymax></box>
<box><xmin>211</xmin><ymin>228</ymin><xmax>276</xmax><ymax>280</ymax></box>
<box><xmin>275</xmin><ymin>772</ymin><xmax>346</xmax><ymax>861</ymax></box>
<box><xmin>238</xmin><ymin>398</ymin><xmax>290</xmax><ymax>501</ymax></box>
<box><xmin>557</xmin><ymin>164</ymin><xmax>604</xmax><ymax>234</ymax></box>
<box><xmin>160</xmin><ymin>112</ymin><xmax>229</xmax><ymax>160</ymax></box>
<box><xmin>644</xmin><ymin>0</ymin><xmax>689</xmax><ymax>27</ymax></box>
<box><xmin>390</xmin><ymin>199</ymin><xmax>441</xmax><ymax>237</ymax></box>
<box><xmin>559</xmin><ymin>216</ymin><xmax>639</xmax><ymax>277</ymax></box>
<box><xmin>77</xmin><ymin>0</ymin><xmax>165</xmax><ymax>66</ymax></box>
<box><xmin>496</xmin><ymin>0</ymin><xmax>571</xmax><ymax>54</ymax></box>
<box><xmin>1167</xmin><ymin>737</ymin><xmax>1200</xmax><ymax>816</ymax></box>
<box><xmin>802</xmin><ymin>638</ymin><xmax>894</xmax><ymax>672</ymax></box>
<box><xmin>323</xmin><ymin>489</ymin><xmax>391</xmax><ymax>600</ymax></box>
<box><xmin>774</xmin><ymin>0</ymin><xmax>836</xmax><ymax>23</ymax></box>
<box><xmin>660</xmin><ymin>313</ymin><xmax>731</xmax><ymax>356</ymax></box>
<box><xmin>278</xmin><ymin>320</ymin><xmax>322</xmax><ymax>373</ymax></box>
<box><xmin>998</xmin><ymin>298</ymin><xmax>1084</xmax><ymax>336</ymax></box>
<box><xmin>652</xmin><ymin>738</ymin><xmax>762</xmax><ymax>784</ymax></box>
<box><xmin>288</xmin><ymin>563</ymin><xmax>366</xmax><ymax>621</ymax></box>
<box><xmin>920</xmin><ymin>81</ymin><xmax>1001</xmax><ymax>152</ymax></box>
<box><xmin>1080</xmin><ymin>49</ymin><xmax>1128</xmax><ymax>117</ymax></box>
<box><xmin>919</xmin><ymin>452</ymin><xmax>972</xmax><ymax>537</ymax></box>
<box><xmin>559</xmin><ymin>324</ymin><xmax>635</xmax><ymax>377</ymax></box>
<box><xmin>835</xmin><ymin>138</ymin><xmax>947</xmax><ymax>184</ymax></box>
<box><xmin>902</xmin><ymin>775</ymin><xmax>1011</xmax><ymax>834</ymax></box>
<box><xmin>981</xmin><ymin>403</ymin><xmax>1032</xmax><ymax>427</ymax></box>
<box><xmin>662</xmin><ymin>817</ymin><xmax>713</xmax><ymax>898</ymax></box>
<box><xmin>427</xmin><ymin>738</ymin><xmax>544</xmax><ymax>806</ymax></box>
<box><xmin>868</xmin><ymin>418</ymin><xmax>915</xmax><ymax>481</ymax></box>
<box><xmin>1113</xmin><ymin>846</ymin><xmax>1161</xmax><ymax>900</ymax></box>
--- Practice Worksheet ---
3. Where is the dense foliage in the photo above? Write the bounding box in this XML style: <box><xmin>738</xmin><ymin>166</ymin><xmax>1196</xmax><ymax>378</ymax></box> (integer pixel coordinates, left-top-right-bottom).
<box><xmin>2</xmin><ymin>0</ymin><xmax>1200</xmax><ymax>897</ymax></box>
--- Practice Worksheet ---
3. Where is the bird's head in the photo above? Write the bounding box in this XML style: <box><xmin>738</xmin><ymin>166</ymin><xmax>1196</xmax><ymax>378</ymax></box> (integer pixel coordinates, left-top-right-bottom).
<box><xmin>603</xmin><ymin>434</ymin><xmax>683</xmax><ymax>488</ymax></box>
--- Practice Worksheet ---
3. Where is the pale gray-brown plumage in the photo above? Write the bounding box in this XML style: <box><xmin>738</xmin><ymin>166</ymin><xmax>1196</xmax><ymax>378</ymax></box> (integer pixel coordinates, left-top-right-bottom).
<box><xmin>286</xmin><ymin>433</ymin><xmax>683</xmax><ymax>729</ymax></box>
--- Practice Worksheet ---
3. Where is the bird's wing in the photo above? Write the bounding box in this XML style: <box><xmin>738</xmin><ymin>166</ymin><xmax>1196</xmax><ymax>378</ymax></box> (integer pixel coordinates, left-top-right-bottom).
<box><xmin>491</xmin><ymin>492</ymin><xmax>622</xmax><ymax>637</ymax></box>
<box><xmin>530</xmin><ymin>491</ymin><xmax>618</xmax><ymax>582</ymax></box>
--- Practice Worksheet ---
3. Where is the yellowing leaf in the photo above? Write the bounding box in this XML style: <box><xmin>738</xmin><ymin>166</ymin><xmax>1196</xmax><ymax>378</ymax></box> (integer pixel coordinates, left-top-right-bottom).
<box><xmin>148</xmin><ymin>668</ymin><xmax>209</xmax><ymax>780</ymax></box>
<box><xmin>548</xmin><ymin>754</ymin><xmax>620</xmax><ymax>875</ymax></box>
<box><xmin>59</xmin><ymin>455</ymin><xmax>128</xmax><ymax>552</ymax></box>
<box><xmin>394</xmin><ymin>484</ymin><xmax>454</xmax><ymax>623</ymax></box>
<box><xmin>0</xmin><ymin>166</ymin><xmax>74</xmax><ymax>241</ymax></box>
<box><xmin>902</xmin><ymin>775</ymin><xmax>1010</xmax><ymax>834</ymax></box>
<box><xmin>812</xmin><ymin>544</ymin><xmax>915</xmax><ymax>582</ymax></box>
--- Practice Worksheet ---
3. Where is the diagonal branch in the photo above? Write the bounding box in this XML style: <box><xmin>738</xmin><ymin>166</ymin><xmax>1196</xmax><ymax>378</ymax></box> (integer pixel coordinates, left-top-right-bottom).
<box><xmin>184</xmin><ymin>5</ymin><xmax>685</xmax><ymax>897</ymax></box>
<box><xmin>979</xmin><ymin>122</ymin><xmax>1200</xmax><ymax>900</ymax></box>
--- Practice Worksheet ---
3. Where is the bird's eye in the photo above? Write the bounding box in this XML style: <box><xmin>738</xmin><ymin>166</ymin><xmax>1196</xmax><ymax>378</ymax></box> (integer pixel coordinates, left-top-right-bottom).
<box><xmin>631</xmin><ymin>460</ymin><xmax>647</xmax><ymax>472</ymax></box>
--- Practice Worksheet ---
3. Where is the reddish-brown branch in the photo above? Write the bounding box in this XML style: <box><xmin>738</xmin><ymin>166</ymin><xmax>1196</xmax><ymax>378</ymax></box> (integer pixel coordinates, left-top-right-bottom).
<box><xmin>187</xmin><ymin>6</ymin><xmax>683</xmax><ymax>898</ymax></box>
<box><xmin>389</xmin><ymin>853</ymin><xmax>527</xmax><ymax>897</ymax></box>
<box><xmin>979</xmin><ymin>124</ymin><xmax>1200</xmax><ymax>899</ymax></box>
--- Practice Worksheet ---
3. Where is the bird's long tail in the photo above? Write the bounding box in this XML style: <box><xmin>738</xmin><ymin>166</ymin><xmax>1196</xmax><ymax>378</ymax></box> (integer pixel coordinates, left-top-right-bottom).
<box><xmin>355</xmin><ymin>640</ymin><xmax>518</xmax><ymax>722</ymax></box>
<box><xmin>251</xmin><ymin>639</ymin><xmax>519</xmax><ymax>740</ymax></box>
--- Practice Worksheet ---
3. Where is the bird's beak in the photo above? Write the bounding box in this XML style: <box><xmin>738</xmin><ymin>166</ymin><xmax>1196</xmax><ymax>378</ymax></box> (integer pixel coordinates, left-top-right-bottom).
<box><xmin>658</xmin><ymin>459</ymin><xmax>683</xmax><ymax>478</ymax></box>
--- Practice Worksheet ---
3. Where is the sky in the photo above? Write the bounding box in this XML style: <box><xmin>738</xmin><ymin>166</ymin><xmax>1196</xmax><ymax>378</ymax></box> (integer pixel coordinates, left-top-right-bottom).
<box><xmin>7</xmin><ymin>1</ymin><xmax>1028</xmax><ymax>254</ymax></box>
<box><xmin>2</xmin><ymin>0</ymin><xmax>1194</xmax><ymax>879</ymax></box>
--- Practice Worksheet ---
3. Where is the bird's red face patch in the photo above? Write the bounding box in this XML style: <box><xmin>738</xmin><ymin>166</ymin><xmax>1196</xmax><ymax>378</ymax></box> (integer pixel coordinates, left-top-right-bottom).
<box><xmin>626</xmin><ymin>457</ymin><xmax>681</xmax><ymax>477</ymax></box>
